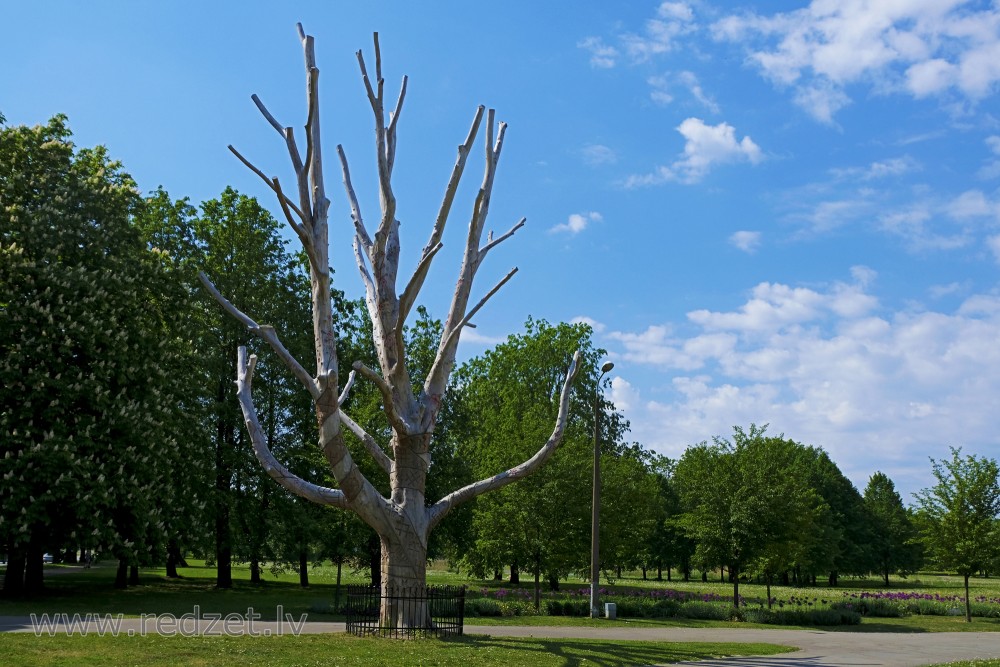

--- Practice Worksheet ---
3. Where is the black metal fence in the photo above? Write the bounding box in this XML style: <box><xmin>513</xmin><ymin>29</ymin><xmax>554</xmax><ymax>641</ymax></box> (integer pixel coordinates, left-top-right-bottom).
<box><xmin>345</xmin><ymin>584</ymin><xmax>466</xmax><ymax>638</ymax></box>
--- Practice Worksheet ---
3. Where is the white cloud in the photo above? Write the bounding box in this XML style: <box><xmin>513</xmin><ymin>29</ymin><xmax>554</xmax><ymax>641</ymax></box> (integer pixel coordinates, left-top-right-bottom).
<box><xmin>621</xmin><ymin>3</ymin><xmax>696</xmax><ymax>63</ymax></box>
<box><xmin>457</xmin><ymin>329</ymin><xmax>506</xmax><ymax>347</ymax></box>
<box><xmin>570</xmin><ymin>315</ymin><xmax>606</xmax><ymax>334</ymax></box>
<box><xmin>578</xmin><ymin>36</ymin><xmax>619</xmax><ymax>69</ymax></box>
<box><xmin>550</xmin><ymin>211</ymin><xmax>602</xmax><ymax>234</ymax></box>
<box><xmin>610</xmin><ymin>376</ymin><xmax>640</xmax><ymax>412</ymax></box>
<box><xmin>678</xmin><ymin>71</ymin><xmax>720</xmax><ymax>113</ymax></box>
<box><xmin>581</xmin><ymin>143</ymin><xmax>618</xmax><ymax>166</ymax></box>
<box><xmin>879</xmin><ymin>204</ymin><xmax>972</xmax><ymax>251</ymax></box>
<box><xmin>729</xmin><ymin>230</ymin><xmax>761</xmax><ymax>253</ymax></box>
<box><xmin>978</xmin><ymin>135</ymin><xmax>1000</xmax><ymax>179</ymax></box>
<box><xmin>946</xmin><ymin>190</ymin><xmax>994</xmax><ymax>219</ymax></box>
<box><xmin>647</xmin><ymin>73</ymin><xmax>674</xmax><ymax>106</ymax></box>
<box><xmin>830</xmin><ymin>156</ymin><xmax>920</xmax><ymax>181</ymax></box>
<box><xmin>713</xmin><ymin>1</ymin><xmax>1000</xmax><ymax>122</ymax></box>
<box><xmin>987</xmin><ymin>234</ymin><xmax>1000</xmax><ymax>263</ymax></box>
<box><xmin>605</xmin><ymin>277</ymin><xmax>1000</xmax><ymax>497</ymax></box>
<box><xmin>625</xmin><ymin>118</ymin><xmax>763</xmax><ymax>187</ymax></box>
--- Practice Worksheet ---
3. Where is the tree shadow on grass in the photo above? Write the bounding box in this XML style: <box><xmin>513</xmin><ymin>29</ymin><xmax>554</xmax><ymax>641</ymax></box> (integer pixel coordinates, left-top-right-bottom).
<box><xmin>438</xmin><ymin>636</ymin><xmax>800</xmax><ymax>667</ymax></box>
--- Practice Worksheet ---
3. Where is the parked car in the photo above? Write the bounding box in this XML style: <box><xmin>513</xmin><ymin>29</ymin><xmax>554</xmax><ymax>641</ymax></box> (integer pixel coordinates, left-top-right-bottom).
<box><xmin>42</xmin><ymin>553</ymin><xmax>53</xmax><ymax>563</ymax></box>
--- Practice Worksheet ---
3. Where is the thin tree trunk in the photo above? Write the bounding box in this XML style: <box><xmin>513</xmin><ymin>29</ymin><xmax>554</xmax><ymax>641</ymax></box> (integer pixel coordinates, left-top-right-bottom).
<box><xmin>510</xmin><ymin>561</ymin><xmax>520</xmax><ymax>585</ymax></box>
<box><xmin>250</xmin><ymin>559</ymin><xmax>261</xmax><ymax>584</ymax></box>
<box><xmin>299</xmin><ymin>549</ymin><xmax>309</xmax><ymax>588</ymax></box>
<box><xmin>166</xmin><ymin>539</ymin><xmax>180</xmax><ymax>578</ymax></box>
<box><xmin>884</xmin><ymin>567</ymin><xmax>890</xmax><ymax>587</ymax></box>
<box><xmin>732</xmin><ymin>563</ymin><xmax>740</xmax><ymax>608</ymax></box>
<box><xmin>3</xmin><ymin>554</ymin><xmax>25</xmax><ymax>596</ymax></box>
<box><xmin>965</xmin><ymin>573</ymin><xmax>972</xmax><ymax>623</ymax></box>
<box><xmin>533</xmin><ymin>552</ymin><xmax>541</xmax><ymax>611</ymax></box>
<box><xmin>766</xmin><ymin>574</ymin><xmax>773</xmax><ymax>610</ymax></box>
<box><xmin>215</xmin><ymin>378</ymin><xmax>233</xmax><ymax>590</ymax></box>
<box><xmin>24</xmin><ymin>542</ymin><xmax>43</xmax><ymax>593</ymax></box>
<box><xmin>115</xmin><ymin>558</ymin><xmax>128</xmax><ymax>589</ymax></box>
<box><xmin>335</xmin><ymin>556</ymin><xmax>343</xmax><ymax>610</ymax></box>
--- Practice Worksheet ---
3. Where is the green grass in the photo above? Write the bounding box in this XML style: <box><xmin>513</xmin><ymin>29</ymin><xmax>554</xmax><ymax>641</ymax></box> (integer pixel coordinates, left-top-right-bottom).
<box><xmin>3</xmin><ymin>560</ymin><xmax>1000</xmax><ymax>633</ymax></box>
<box><xmin>0</xmin><ymin>634</ymin><xmax>795</xmax><ymax>666</ymax></box>
<box><xmin>925</xmin><ymin>662</ymin><xmax>1000</xmax><ymax>667</ymax></box>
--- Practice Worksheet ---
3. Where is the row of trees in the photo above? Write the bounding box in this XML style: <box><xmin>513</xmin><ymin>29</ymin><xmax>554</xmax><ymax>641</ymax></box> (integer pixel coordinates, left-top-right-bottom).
<box><xmin>2</xmin><ymin>115</ymin><xmax>998</xmax><ymax>615</ymax></box>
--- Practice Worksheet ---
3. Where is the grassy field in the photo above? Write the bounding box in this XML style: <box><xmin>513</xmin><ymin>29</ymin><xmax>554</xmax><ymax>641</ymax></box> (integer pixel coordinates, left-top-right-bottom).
<box><xmin>0</xmin><ymin>633</ymin><xmax>796</xmax><ymax>667</ymax></box>
<box><xmin>1</xmin><ymin>559</ymin><xmax>999</xmax><ymax>634</ymax></box>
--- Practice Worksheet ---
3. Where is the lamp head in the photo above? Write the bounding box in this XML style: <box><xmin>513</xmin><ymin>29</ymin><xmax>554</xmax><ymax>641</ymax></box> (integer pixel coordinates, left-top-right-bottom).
<box><xmin>600</xmin><ymin>361</ymin><xmax>615</xmax><ymax>374</ymax></box>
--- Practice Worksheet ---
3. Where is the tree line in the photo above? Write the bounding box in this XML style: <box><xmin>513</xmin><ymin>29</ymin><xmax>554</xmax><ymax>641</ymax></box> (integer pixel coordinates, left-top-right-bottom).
<box><xmin>2</xmin><ymin>116</ymin><xmax>998</xmax><ymax>606</ymax></box>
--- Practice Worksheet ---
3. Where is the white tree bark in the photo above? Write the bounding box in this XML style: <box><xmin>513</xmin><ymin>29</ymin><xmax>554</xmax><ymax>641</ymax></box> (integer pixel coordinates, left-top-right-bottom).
<box><xmin>201</xmin><ymin>24</ymin><xmax>581</xmax><ymax>626</ymax></box>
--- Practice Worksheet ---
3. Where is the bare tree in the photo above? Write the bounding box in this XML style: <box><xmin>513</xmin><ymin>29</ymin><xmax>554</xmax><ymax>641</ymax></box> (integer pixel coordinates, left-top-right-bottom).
<box><xmin>199</xmin><ymin>25</ymin><xmax>580</xmax><ymax>626</ymax></box>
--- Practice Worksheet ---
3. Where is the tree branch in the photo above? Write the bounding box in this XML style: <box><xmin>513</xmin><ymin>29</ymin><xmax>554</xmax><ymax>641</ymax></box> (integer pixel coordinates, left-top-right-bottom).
<box><xmin>228</xmin><ymin>145</ymin><xmax>306</xmax><ymax>221</ymax></box>
<box><xmin>397</xmin><ymin>241</ymin><xmax>443</xmax><ymax>329</ymax></box>
<box><xmin>337</xmin><ymin>145</ymin><xmax>373</xmax><ymax>252</ymax></box>
<box><xmin>236</xmin><ymin>347</ymin><xmax>346</xmax><ymax>507</ymax></box>
<box><xmin>198</xmin><ymin>272</ymin><xmax>319</xmax><ymax>399</ymax></box>
<box><xmin>337</xmin><ymin>369</ymin><xmax>358</xmax><ymax>406</ymax></box>
<box><xmin>479</xmin><ymin>217</ymin><xmax>525</xmax><ymax>260</ymax></box>
<box><xmin>340</xmin><ymin>410</ymin><xmax>393</xmax><ymax>475</ymax></box>
<box><xmin>352</xmin><ymin>360</ymin><xmax>414</xmax><ymax>434</ymax></box>
<box><xmin>427</xmin><ymin>350</ymin><xmax>582</xmax><ymax>528</ymax></box>
<box><xmin>441</xmin><ymin>266</ymin><xmax>518</xmax><ymax>350</ymax></box>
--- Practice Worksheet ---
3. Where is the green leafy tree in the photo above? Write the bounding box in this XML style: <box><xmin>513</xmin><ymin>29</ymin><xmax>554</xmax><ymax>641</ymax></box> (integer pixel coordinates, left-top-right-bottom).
<box><xmin>914</xmin><ymin>447</ymin><xmax>1000</xmax><ymax>622</ymax></box>
<box><xmin>454</xmin><ymin>319</ymin><xmax>615</xmax><ymax>604</ymax></box>
<box><xmin>864</xmin><ymin>471</ymin><xmax>922</xmax><ymax>586</ymax></box>
<box><xmin>675</xmin><ymin>425</ymin><xmax>822</xmax><ymax>608</ymax></box>
<box><xmin>0</xmin><ymin>117</ymin><xmax>200</xmax><ymax>592</ymax></box>
<box><xmin>792</xmin><ymin>446</ymin><xmax>872</xmax><ymax>586</ymax></box>
<box><xmin>601</xmin><ymin>444</ymin><xmax>660</xmax><ymax>579</ymax></box>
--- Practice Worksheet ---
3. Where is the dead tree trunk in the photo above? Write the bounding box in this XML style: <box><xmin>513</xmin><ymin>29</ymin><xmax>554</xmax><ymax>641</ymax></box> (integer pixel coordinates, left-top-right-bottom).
<box><xmin>200</xmin><ymin>25</ymin><xmax>580</xmax><ymax>629</ymax></box>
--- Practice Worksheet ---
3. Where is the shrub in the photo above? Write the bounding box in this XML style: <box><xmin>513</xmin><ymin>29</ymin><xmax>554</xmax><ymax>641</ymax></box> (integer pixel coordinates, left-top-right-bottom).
<box><xmin>675</xmin><ymin>602</ymin><xmax>731</xmax><ymax>621</ymax></box>
<box><xmin>465</xmin><ymin>598</ymin><xmax>503</xmax><ymax>617</ymax></box>
<box><xmin>833</xmin><ymin>599</ymin><xmax>909</xmax><ymax>618</ymax></box>
<box><xmin>547</xmin><ymin>600</ymin><xmax>590</xmax><ymax>617</ymax></box>
<box><xmin>742</xmin><ymin>607</ymin><xmax>861</xmax><ymax>626</ymax></box>
<box><xmin>497</xmin><ymin>600</ymin><xmax>541</xmax><ymax>617</ymax></box>
<box><xmin>613</xmin><ymin>598</ymin><xmax>681</xmax><ymax>619</ymax></box>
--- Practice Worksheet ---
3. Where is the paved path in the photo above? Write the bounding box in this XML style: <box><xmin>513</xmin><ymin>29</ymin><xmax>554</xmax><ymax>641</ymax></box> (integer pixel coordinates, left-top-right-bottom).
<box><xmin>2</xmin><ymin>616</ymin><xmax>999</xmax><ymax>666</ymax></box>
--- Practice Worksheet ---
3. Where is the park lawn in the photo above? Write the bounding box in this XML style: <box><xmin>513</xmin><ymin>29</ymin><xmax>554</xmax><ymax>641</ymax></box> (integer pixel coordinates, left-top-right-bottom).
<box><xmin>0</xmin><ymin>634</ymin><xmax>795</xmax><ymax>667</ymax></box>
<box><xmin>2</xmin><ymin>561</ymin><xmax>999</xmax><ymax>633</ymax></box>
<box><xmin>926</xmin><ymin>662</ymin><xmax>1000</xmax><ymax>667</ymax></box>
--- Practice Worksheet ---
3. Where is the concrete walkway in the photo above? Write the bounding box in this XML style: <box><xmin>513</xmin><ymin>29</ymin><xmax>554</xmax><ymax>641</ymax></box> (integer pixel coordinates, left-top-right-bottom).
<box><xmin>2</xmin><ymin>616</ymin><xmax>999</xmax><ymax>666</ymax></box>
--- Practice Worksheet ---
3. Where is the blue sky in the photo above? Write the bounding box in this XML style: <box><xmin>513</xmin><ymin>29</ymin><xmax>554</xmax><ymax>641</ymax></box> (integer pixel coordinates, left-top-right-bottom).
<box><xmin>4</xmin><ymin>1</ymin><xmax>1000</xmax><ymax>501</ymax></box>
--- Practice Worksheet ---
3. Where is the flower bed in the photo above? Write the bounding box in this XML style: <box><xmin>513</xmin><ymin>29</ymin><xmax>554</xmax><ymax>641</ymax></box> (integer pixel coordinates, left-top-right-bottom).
<box><xmin>463</xmin><ymin>585</ymin><xmax>1000</xmax><ymax>624</ymax></box>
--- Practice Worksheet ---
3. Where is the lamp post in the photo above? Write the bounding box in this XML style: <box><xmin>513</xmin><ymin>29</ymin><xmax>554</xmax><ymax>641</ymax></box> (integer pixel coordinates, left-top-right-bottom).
<box><xmin>590</xmin><ymin>361</ymin><xmax>614</xmax><ymax>618</ymax></box>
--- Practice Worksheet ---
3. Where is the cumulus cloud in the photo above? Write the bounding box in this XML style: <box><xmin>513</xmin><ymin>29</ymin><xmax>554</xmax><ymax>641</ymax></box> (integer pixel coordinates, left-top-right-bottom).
<box><xmin>625</xmin><ymin>118</ymin><xmax>763</xmax><ymax>187</ymax></box>
<box><xmin>550</xmin><ymin>211</ymin><xmax>602</xmax><ymax>234</ymax></box>
<box><xmin>729</xmin><ymin>230</ymin><xmax>762</xmax><ymax>253</ymax></box>
<box><xmin>610</xmin><ymin>376</ymin><xmax>640</xmax><ymax>412</ymax></box>
<box><xmin>712</xmin><ymin>1</ymin><xmax>1000</xmax><ymax>122</ymax></box>
<box><xmin>604</xmin><ymin>274</ymin><xmax>1000</xmax><ymax>496</ymax></box>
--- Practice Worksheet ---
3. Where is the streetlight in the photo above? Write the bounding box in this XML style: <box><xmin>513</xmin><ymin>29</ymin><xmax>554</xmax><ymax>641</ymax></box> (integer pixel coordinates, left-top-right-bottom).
<box><xmin>590</xmin><ymin>360</ymin><xmax>614</xmax><ymax>618</ymax></box>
